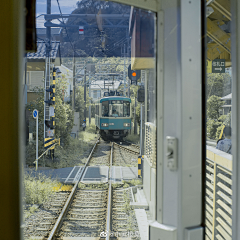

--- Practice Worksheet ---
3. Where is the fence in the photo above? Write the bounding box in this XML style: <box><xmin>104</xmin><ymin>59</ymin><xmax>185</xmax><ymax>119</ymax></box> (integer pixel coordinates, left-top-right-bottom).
<box><xmin>205</xmin><ymin>146</ymin><xmax>232</xmax><ymax>240</ymax></box>
<box><xmin>145</xmin><ymin>122</ymin><xmax>156</xmax><ymax>168</ymax></box>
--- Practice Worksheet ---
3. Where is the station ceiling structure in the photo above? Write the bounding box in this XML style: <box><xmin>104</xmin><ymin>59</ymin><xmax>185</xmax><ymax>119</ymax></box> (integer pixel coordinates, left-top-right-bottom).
<box><xmin>206</xmin><ymin>0</ymin><xmax>231</xmax><ymax>67</ymax></box>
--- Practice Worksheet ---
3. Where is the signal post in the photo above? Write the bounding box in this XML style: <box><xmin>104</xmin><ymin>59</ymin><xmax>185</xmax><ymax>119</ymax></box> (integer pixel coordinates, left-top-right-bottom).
<box><xmin>44</xmin><ymin>67</ymin><xmax>56</xmax><ymax>157</ymax></box>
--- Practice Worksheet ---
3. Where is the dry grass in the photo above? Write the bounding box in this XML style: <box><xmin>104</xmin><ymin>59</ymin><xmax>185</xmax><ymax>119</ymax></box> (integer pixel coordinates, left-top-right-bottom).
<box><xmin>24</xmin><ymin>174</ymin><xmax>59</xmax><ymax>205</ymax></box>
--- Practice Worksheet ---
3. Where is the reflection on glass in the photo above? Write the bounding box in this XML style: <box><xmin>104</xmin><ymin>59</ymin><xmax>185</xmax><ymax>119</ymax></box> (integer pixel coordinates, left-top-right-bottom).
<box><xmin>23</xmin><ymin>1</ymin><xmax>156</xmax><ymax>239</ymax></box>
<box><xmin>205</xmin><ymin>1</ymin><xmax>232</xmax><ymax>239</ymax></box>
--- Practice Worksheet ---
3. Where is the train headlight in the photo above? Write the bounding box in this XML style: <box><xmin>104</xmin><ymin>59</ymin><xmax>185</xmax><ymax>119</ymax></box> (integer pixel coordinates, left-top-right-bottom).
<box><xmin>123</xmin><ymin>123</ymin><xmax>130</xmax><ymax>127</ymax></box>
<box><xmin>101</xmin><ymin>123</ymin><xmax>109</xmax><ymax>127</ymax></box>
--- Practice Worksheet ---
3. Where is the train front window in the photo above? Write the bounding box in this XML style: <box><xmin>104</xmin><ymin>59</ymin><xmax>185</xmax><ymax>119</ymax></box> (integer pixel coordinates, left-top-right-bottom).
<box><xmin>109</xmin><ymin>100</ymin><xmax>123</xmax><ymax>117</ymax></box>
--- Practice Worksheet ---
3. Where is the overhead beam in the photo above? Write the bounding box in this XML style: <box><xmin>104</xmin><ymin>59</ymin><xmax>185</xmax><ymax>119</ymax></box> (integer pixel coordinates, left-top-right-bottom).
<box><xmin>210</xmin><ymin>0</ymin><xmax>231</xmax><ymax>21</ymax></box>
<box><xmin>207</xmin><ymin>42</ymin><xmax>228</xmax><ymax>60</ymax></box>
<box><xmin>44</xmin><ymin>14</ymin><xmax>130</xmax><ymax>20</ymax></box>
<box><xmin>44</xmin><ymin>22</ymin><xmax>128</xmax><ymax>28</ymax></box>
<box><xmin>207</xmin><ymin>18</ymin><xmax>231</xmax><ymax>54</ymax></box>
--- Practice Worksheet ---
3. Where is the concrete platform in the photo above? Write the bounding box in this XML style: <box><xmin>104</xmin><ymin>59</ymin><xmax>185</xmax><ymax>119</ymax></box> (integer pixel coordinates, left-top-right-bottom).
<box><xmin>131</xmin><ymin>188</ymin><xmax>149</xmax><ymax>209</ymax></box>
<box><xmin>81</xmin><ymin>166</ymin><xmax>109</xmax><ymax>183</ymax></box>
<box><xmin>135</xmin><ymin>209</ymin><xmax>149</xmax><ymax>240</ymax></box>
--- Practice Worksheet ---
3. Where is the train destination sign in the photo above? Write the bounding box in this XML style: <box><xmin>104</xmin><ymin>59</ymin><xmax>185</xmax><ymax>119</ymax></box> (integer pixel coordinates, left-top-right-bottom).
<box><xmin>212</xmin><ymin>59</ymin><xmax>225</xmax><ymax>73</ymax></box>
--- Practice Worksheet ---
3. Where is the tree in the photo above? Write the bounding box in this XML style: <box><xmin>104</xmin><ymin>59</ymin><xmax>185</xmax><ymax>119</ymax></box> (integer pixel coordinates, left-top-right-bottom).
<box><xmin>26</xmin><ymin>74</ymin><xmax>74</xmax><ymax>149</ymax></box>
<box><xmin>207</xmin><ymin>73</ymin><xmax>231</xmax><ymax>98</ymax></box>
<box><xmin>60</xmin><ymin>0</ymin><xmax>131</xmax><ymax>58</ymax></box>
<box><xmin>207</xmin><ymin>95</ymin><xmax>224</xmax><ymax>120</ymax></box>
<box><xmin>215</xmin><ymin>112</ymin><xmax>231</xmax><ymax>139</ymax></box>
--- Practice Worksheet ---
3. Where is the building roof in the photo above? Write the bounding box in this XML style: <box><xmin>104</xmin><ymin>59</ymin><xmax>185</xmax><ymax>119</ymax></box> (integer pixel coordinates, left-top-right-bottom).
<box><xmin>221</xmin><ymin>93</ymin><xmax>232</xmax><ymax>100</ymax></box>
<box><xmin>27</xmin><ymin>41</ymin><xmax>60</xmax><ymax>62</ymax></box>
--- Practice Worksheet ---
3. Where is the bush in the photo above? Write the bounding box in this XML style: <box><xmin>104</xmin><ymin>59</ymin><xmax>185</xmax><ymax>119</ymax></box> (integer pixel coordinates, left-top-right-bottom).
<box><xmin>207</xmin><ymin>119</ymin><xmax>222</xmax><ymax>140</ymax></box>
<box><xmin>24</xmin><ymin>174</ymin><xmax>58</xmax><ymax>204</ymax></box>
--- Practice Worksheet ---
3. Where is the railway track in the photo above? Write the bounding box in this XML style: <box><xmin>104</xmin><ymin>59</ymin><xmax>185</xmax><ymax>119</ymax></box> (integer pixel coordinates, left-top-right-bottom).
<box><xmin>112</xmin><ymin>142</ymin><xmax>139</xmax><ymax>167</ymax></box>
<box><xmin>25</xmin><ymin>138</ymin><xmax>140</xmax><ymax>240</ymax></box>
<box><xmin>113</xmin><ymin>142</ymin><xmax>140</xmax><ymax>155</ymax></box>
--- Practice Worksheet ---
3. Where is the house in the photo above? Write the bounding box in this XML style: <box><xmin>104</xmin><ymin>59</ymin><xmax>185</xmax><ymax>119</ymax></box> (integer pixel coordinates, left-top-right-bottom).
<box><xmin>221</xmin><ymin>93</ymin><xmax>232</xmax><ymax>115</ymax></box>
<box><xmin>24</xmin><ymin>41</ymin><xmax>61</xmax><ymax>102</ymax></box>
<box><xmin>89</xmin><ymin>80</ymin><xmax>121</xmax><ymax>101</ymax></box>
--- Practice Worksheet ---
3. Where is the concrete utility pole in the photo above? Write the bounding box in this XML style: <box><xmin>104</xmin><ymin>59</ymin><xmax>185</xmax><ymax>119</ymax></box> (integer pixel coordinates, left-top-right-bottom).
<box><xmin>134</xmin><ymin>97</ymin><xmax>137</xmax><ymax>134</ymax></box>
<box><xmin>124</xmin><ymin>44</ymin><xmax>126</xmax><ymax>96</ymax></box>
<box><xmin>89</xmin><ymin>74</ymin><xmax>91</xmax><ymax>125</ymax></box>
<box><xmin>72</xmin><ymin>48</ymin><xmax>76</xmax><ymax>110</ymax></box>
<box><xmin>44</xmin><ymin>0</ymin><xmax>51</xmax><ymax>143</ymax></box>
<box><xmin>84</xmin><ymin>62</ymin><xmax>87</xmax><ymax>122</ymax></box>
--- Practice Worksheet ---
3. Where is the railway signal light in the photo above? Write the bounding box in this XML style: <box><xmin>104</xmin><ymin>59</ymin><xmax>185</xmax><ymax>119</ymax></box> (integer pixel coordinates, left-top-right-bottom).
<box><xmin>45</xmin><ymin>119</ymin><xmax>55</xmax><ymax>129</ymax></box>
<box><xmin>128</xmin><ymin>64</ymin><xmax>141</xmax><ymax>85</ymax></box>
<box><xmin>137</xmin><ymin>86</ymin><xmax>145</xmax><ymax>102</ymax></box>
<box><xmin>45</xmin><ymin>84</ymin><xmax>55</xmax><ymax>106</ymax></box>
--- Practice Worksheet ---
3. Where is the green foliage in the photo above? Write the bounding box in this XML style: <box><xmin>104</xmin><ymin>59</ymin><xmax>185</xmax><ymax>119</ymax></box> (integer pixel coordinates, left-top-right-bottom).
<box><xmin>25</xmin><ymin>74</ymin><xmax>75</xmax><ymax>165</ymax></box>
<box><xmin>60</xmin><ymin>1</ymin><xmax>131</xmax><ymax>57</ymax></box>
<box><xmin>206</xmin><ymin>92</ymin><xmax>231</xmax><ymax>140</ymax></box>
<box><xmin>24</xmin><ymin>174</ymin><xmax>58</xmax><ymax>204</ymax></box>
<box><xmin>122</xmin><ymin>190</ymin><xmax>132</xmax><ymax>215</ymax></box>
<box><xmin>207</xmin><ymin>73</ymin><xmax>231</xmax><ymax>98</ymax></box>
<box><xmin>215</xmin><ymin>112</ymin><xmax>231</xmax><ymax>140</ymax></box>
<box><xmin>49</xmin><ymin>138</ymin><xmax>95</xmax><ymax>168</ymax></box>
<box><xmin>112</xmin><ymin>183</ymin><xmax>123</xmax><ymax>189</ymax></box>
<box><xmin>207</xmin><ymin>119</ymin><xmax>222</xmax><ymax>140</ymax></box>
<box><xmin>207</xmin><ymin>95</ymin><xmax>224</xmax><ymax>120</ymax></box>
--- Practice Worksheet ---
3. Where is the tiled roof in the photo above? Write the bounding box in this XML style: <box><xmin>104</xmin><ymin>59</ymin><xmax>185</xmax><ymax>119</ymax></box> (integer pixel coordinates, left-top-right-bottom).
<box><xmin>27</xmin><ymin>41</ymin><xmax>60</xmax><ymax>61</ymax></box>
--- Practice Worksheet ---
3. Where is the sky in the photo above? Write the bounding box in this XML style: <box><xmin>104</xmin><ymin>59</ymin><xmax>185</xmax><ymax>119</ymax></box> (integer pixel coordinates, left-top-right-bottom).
<box><xmin>36</xmin><ymin>0</ymin><xmax>80</xmax><ymax>28</ymax></box>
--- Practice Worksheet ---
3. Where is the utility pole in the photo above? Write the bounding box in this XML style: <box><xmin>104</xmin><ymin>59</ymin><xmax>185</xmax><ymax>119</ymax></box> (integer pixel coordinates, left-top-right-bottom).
<box><xmin>89</xmin><ymin>74</ymin><xmax>91</xmax><ymax>125</ymax></box>
<box><xmin>134</xmin><ymin>97</ymin><xmax>137</xmax><ymax>134</ymax></box>
<box><xmin>123</xmin><ymin>44</ymin><xmax>126</xmax><ymax>96</ymax></box>
<box><xmin>44</xmin><ymin>0</ymin><xmax>51</xmax><ymax>144</ymax></box>
<box><xmin>84</xmin><ymin>61</ymin><xmax>87</xmax><ymax>122</ymax></box>
<box><xmin>72</xmin><ymin>47</ymin><xmax>76</xmax><ymax>110</ymax></box>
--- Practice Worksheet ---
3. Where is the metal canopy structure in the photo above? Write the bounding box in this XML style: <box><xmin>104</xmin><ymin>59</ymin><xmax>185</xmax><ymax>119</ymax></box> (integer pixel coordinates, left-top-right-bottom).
<box><xmin>206</xmin><ymin>0</ymin><xmax>231</xmax><ymax>66</ymax></box>
<box><xmin>44</xmin><ymin>14</ymin><xmax>129</xmax><ymax>29</ymax></box>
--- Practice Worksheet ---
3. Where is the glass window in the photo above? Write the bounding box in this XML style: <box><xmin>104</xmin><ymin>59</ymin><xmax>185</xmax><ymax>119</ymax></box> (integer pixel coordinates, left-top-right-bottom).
<box><xmin>123</xmin><ymin>101</ymin><xmax>130</xmax><ymax>117</ymax></box>
<box><xmin>109</xmin><ymin>100</ymin><xmax>123</xmax><ymax>117</ymax></box>
<box><xmin>102</xmin><ymin>101</ymin><xmax>109</xmax><ymax>117</ymax></box>
<box><xmin>95</xmin><ymin>104</ymin><xmax>99</xmax><ymax>115</ymax></box>
<box><xmin>205</xmin><ymin>2</ymin><xmax>232</xmax><ymax>239</ymax></box>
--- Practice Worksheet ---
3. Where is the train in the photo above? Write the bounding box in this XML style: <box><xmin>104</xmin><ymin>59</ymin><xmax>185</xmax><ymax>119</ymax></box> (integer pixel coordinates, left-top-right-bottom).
<box><xmin>95</xmin><ymin>92</ymin><xmax>131</xmax><ymax>141</ymax></box>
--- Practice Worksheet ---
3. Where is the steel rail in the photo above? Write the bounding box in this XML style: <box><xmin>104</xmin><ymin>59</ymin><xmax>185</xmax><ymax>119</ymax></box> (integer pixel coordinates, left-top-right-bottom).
<box><xmin>106</xmin><ymin>142</ymin><xmax>113</xmax><ymax>240</ymax></box>
<box><xmin>124</xmin><ymin>140</ymin><xmax>140</xmax><ymax>149</ymax></box>
<box><xmin>113</xmin><ymin>142</ymin><xmax>139</xmax><ymax>154</ymax></box>
<box><xmin>47</xmin><ymin>136</ymin><xmax>100</xmax><ymax>240</ymax></box>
